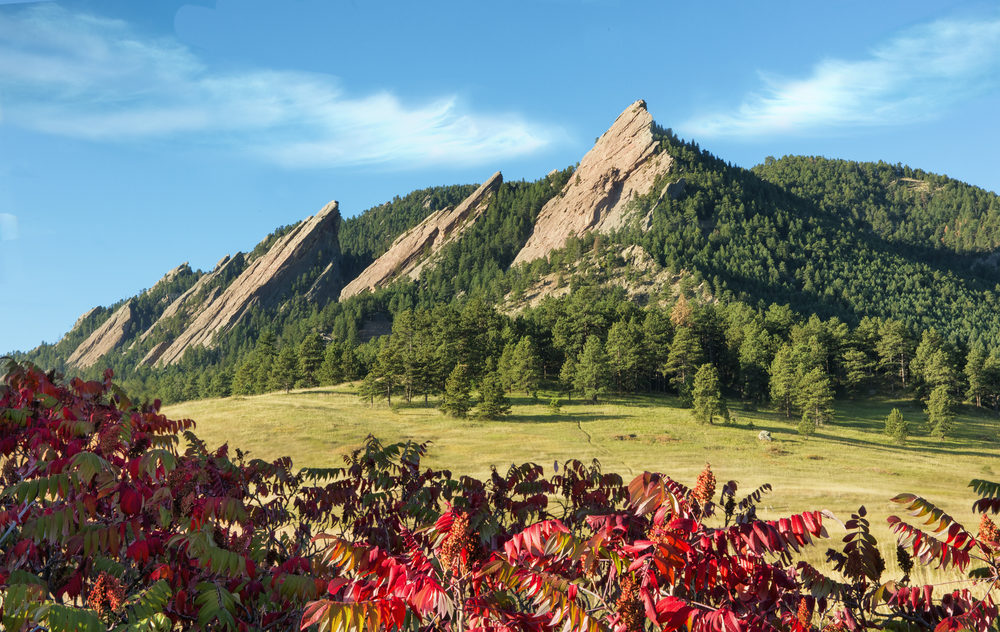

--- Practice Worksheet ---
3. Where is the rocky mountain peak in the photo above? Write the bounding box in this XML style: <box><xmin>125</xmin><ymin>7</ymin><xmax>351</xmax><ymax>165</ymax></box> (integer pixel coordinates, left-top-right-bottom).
<box><xmin>512</xmin><ymin>100</ymin><xmax>671</xmax><ymax>265</ymax></box>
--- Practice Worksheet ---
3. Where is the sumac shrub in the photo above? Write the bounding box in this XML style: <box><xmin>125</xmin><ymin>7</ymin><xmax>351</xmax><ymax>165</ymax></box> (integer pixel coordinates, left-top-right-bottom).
<box><xmin>0</xmin><ymin>360</ymin><xmax>998</xmax><ymax>631</ymax></box>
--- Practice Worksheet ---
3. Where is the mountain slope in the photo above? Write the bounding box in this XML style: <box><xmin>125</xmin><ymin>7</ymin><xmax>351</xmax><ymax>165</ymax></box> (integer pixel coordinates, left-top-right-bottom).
<box><xmin>17</xmin><ymin>98</ymin><xmax>1000</xmax><ymax>394</ymax></box>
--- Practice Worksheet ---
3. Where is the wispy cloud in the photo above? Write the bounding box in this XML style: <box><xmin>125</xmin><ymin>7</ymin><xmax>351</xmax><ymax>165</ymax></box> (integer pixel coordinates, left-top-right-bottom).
<box><xmin>0</xmin><ymin>5</ymin><xmax>555</xmax><ymax>168</ymax></box>
<box><xmin>0</xmin><ymin>213</ymin><xmax>18</xmax><ymax>241</ymax></box>
<box><xmin>681</xmin><ymin>16</ymin><xmax>1000</xmax><ymax>138</ymax></box>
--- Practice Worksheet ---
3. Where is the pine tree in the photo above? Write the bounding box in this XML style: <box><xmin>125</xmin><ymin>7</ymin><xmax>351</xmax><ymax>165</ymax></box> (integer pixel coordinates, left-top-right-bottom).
<box><xmin>842</xmin><ymin>347</ymin><xmax>873</xmax><ymax>395</ymax></box>
<box><xmin>497</xmin><ymin>342</ymin><xmax>516</xmax><ymax>392</ymax></box>
<box><xmin>320</xmin><ymin>341</ymin><xmax>345</xmax><ymax>385</ymax></box>
<box><xmin>209</xmin><ymin>368</ymin><xmax>232</xmax><ymax>398</ymax></box>
<box><xmin>877</xmin><ymin>319</ymin><xmax>912</xmax><ymax>390</ymax></box>
<box><xmin>737</xmin><ymin>322</ymin><xmax>771</xmax><ymax>406</ymax></box>
<box><xmin>560</xmin><ymin>355</ymin><xmax>577</xmax><ymax>402</ymax></box>
<box><xmin>691</xmin><ymin>363</ymin><xmax>726</xmax><ymax>424</ymax></box>
<box><xmin>575</xmin><ymin>335</ymin><xmax>612</xmax><ymax>403</ymax></box>
<box><xmin>231</xmin><ymin>355</ymin><xmax>256</xmax><ymax>395</ymax></box>
<box><xmin>927</xmin><ymin>384</ymin><xmax>955</xmax><ymax>438</ymax></box>
<box><xmin>966</xmin><ymin>342</ymin><xmax>989</xmax><ymax>407</ymax></box>
<box><xmin>796</xmin><ymin>367</ymin><xmax>834</xmax><ymax>427</ymax></box>
<box><xmin>663</xmin><ymin>326</ymin><xmax>702</xmax><ymax>403</ymax></box>
<box><xmin>269</xmin><ymin>346</ymin><xmax>299</xmax><ymax>393</ymax></box>
<box><xmin>670</xmin><ymin>294</ymin><xmax>693</xmax><ymax>327</ymax></box>
<box><xmin>440</xmin><ymin>363</ymin><xmax>473</xmax><ymax>418</ymax></box>
<box><xmin>511</xmin><ymin>336</ymin><xmax>543</xmax><ymax>398</ymax></box>
<box><xmin>606</xmin><ymin>318</ymin><xmax>645</xmax><ymax>392</ymax></box>
<box><xmin>797</xmin><ymin>415</ymin><xmax>816</xmax><ymax>438</ymax></box>
<box><xmin>476</xmin><ymin>371</ymin><xmax>511</xmax><ymax>419</ymax></box>
<box><xmin>884</xmin><ymin>408</ymin><xmax>908</xmax><ymax>444</ymax></box>
<box><xmin>769</xmin><ymin>344</ymin><xmax>798</xmax><ymax>418</ymax></box>
<box><xmin>297</xmin><ymin>332</ymin><xmax>325</xmax><ymax>387</ymax></box>
<box><xmin>357</xmin><ymin>372</ymin><xmax>377</xmax><ymax>407</ymax></box>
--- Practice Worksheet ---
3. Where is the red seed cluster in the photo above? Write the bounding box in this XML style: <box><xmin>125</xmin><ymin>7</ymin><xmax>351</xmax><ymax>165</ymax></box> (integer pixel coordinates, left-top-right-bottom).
<box><xmin>797</xmin><ymin>597</ymin><xmax>811</xmax><ymax>626</ymax></box>
<box><xmin>87</xmin><ymin>571</ymin><xmax>125</xmax><ymax>616</ymax></box>
<box><xmin>692</xmin><ymin>463</ymin><xmax>716</xmax><ymax>505</ymax></box>
<box><xmin>439</xmin><ymin>512</ymin><xmax>473</xmax><ymax>576</ymax></box>
<box><xmin>979</xmin><ymin>514</ymin><xmax>1000</xmax><ymax>547</ymax></box>
<box><xmin>614</xmin><ymin>573</ymin><xmax>644</xmax><ymax>632</ymax></box>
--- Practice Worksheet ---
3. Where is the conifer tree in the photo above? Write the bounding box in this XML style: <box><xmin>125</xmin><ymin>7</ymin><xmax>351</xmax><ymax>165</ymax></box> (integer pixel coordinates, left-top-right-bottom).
<box><xmin>877</xmin><ymin>319</ymin><xmax>913</xmax><ymax>390</ymax></box>
<box><xmin>441</xmin><ymin>363</ymin><xmax>473</xmax><ymax>418</ymax></box>
<box><xmin>497</xmin><ymin>343</ymin><xmax>516</xmax><ymax>392</ymax></box>
<box><xmin>606</xmin><ymin>318</ymin><xmax>645</xmax><ymax>392</ymax></box>
<box><xmin>796</xmin><ymin>367</ymin><xmax>834</xmax><ymax>427</ymax></box>
<box><xmin>642</xmin><ymin>309</ymin><xmax>673</xmax><ymax>390</ymax></box>
<box><xmin>842</xmin><ymin>347</ymin><xmax>873</xmax><ymax>394</ymax></box>
<box><xmin>769</xmin><ymin>344</ymin><xmax>798</xmax><ymax>418</ymax></box>
<box><xmin>231</xmin><ymin>355</ymin><xmax>257</xmax><ymax>395</ymax></box>
<box><xmin>670</xmin><ymin>294</ymin><xmax>693</xmax><ymax>327</ymax></box>
<box><xmin>884</xmin><ymin>408</ymin><xmax>908</xmax><ymax>444</ymax></box>
<box><xmin>357</xmin><ymin>372</ymin><xmax>377</xmax><ymax>407</ymax></box>
<box><xmin>297</xmin><ymin>332</ymin><xmax>325</xmax><ymax>387</ymax></box>
<box><xmin>966</xmin><ymin>342</ymin><xmax>989</xmax><ymax>407</ymax></box>
<box><xmin>663</xmin><ymin>326</ymin><xmax>702</xmax><ymax>402</ymax></box>
<box><xmin>209</xmin><ymin>368</ymin><xmax>233</xmax><ymax>398</ymax></box>
<box><xmin>927</xmin><ymin>384</ymin><xmax>955</xmax><ymax>438</ymax></box>
<box><xmin>477</xmin><ymin>371</ymin><xmax>511</xmax><ymax>419</ymax></box>
<box><xmin>737</xmin><ymin>322</ymin><xmax>771</xmax><ymax>406</ymax></box>
<box><xmin>575</xmin><ymin>335</ymin><xmax>612</xmax><ymax>403</ymax></box>
<box><xmin>269</xmin><ymin>346</ymin><xmax>299</xmax><ymax>393</ymax></box>
<box><xmin>320</xmin><ymin>341</ymin><xmax>345</xmax><ymax>385</ymax></box>
<box><xmin>691</xmin><ymin>363</ymin><xmax>726</xmax><ymax>424</ymax></box>
<box><xmin>511</xmin><ymin>336</ymin><xmax>543</xmax><ymax>398</ymax></box>
<box><xmin>559</xmin><ymin>355</ymin><xmax>577</xmax><ymax>402</ymax></box>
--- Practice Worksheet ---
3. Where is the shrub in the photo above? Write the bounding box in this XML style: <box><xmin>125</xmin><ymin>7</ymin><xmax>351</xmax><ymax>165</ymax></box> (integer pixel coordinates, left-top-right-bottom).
<box><xmin>2</xmin><ymin>360</ymin><xmax>999</xmax><ymax>632</ymax></box>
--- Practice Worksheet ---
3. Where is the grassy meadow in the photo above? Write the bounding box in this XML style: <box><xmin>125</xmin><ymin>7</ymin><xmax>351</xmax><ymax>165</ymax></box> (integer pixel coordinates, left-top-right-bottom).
<box><xmin>165</xmin><ymin>386</ymin><xmax>1000</xmax><ymax>585</ymax></box>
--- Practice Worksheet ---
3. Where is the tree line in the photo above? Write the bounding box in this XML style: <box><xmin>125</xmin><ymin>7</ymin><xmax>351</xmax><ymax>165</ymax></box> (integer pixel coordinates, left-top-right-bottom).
<box><xmin>157</xmin><ymin>286</ymin><xmax>1000</xmax><ymax>438</ymax></box>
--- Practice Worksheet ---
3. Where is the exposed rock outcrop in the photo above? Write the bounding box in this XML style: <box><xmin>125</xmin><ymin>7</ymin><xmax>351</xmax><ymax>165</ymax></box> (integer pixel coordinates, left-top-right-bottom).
<box><xmin>154</xmin><ymin>201</ymin><xmax>342</xmax><ymax>365</ymax></box>
<box><xmin>140</xmin><ymin>341</ymin><xmax>171</xmax><ymax>367</ymax></box>
<box><xmin>67</xmin><ymin>301</ymin><xmax>137</xmax><ymax>367</ymax></box>
<box><xmin>340</xmin><ymin>172</ymin><xmax>503</xmax><ymax>300</ymax></box>
<box><xmin>512</xmin><ymin>100</ymin><xmax>672</xmax><ymax>265</ymax></box>
<box><xmin>138</xmin><ymin>254</ymin><xmax>245</xmax><ymax>345</ymax></box>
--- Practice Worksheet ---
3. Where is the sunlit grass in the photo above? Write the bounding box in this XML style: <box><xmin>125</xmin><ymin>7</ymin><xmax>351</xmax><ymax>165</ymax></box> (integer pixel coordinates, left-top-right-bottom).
<box><xmin>165</xmin><ymin>386</ymin><xmax>1000</xmax><ymax>587</ymax></box>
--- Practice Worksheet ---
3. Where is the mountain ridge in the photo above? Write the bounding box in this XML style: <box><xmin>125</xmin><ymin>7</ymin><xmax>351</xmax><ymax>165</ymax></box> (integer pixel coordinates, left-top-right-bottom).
<box><xmin>15</xmin><ymin>99</ymin><xmax>1000</xmax><ymax>387</ymax></box>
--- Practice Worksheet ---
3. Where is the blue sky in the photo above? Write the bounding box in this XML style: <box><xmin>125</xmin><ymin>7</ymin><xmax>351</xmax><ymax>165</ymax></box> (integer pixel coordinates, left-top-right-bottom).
<box><xmin>3</xmin><ymin>0</ymin><xmax>1000</xmax><ymax>353</ymax></box>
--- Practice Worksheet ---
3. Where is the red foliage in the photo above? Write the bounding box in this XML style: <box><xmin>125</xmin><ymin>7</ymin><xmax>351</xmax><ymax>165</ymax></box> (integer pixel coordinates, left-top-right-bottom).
<box><xmin>1</xmin><ymin>360</ymin><xmax>999</xmax><ymax>631</ymax></box>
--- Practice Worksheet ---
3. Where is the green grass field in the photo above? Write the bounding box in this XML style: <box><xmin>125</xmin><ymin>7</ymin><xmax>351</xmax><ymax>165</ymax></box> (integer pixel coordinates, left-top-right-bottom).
<box><xmin>165</xmin><ymin>386</ymin><xmax>1000</xmax><ymax>586</ymax></box>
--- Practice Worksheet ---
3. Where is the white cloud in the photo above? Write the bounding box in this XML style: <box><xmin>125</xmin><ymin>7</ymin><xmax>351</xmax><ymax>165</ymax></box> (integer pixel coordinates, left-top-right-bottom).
<box><xmin>681</xmin><ymin>16</ymin><xmax>1000</xmax><ymax>138</ymax></box>
<box><xmin>0</xmin><ymin>4</ymin><xmax>555</xmax><ymax>167</ymax></box>
<box><xmin>0</xmin><ymin>213</ymin><xmax>17</xmax><ymax>241</ymax></box>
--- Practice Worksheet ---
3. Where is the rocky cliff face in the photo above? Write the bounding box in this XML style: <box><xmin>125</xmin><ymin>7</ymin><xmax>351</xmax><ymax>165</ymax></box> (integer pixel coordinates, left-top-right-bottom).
<box><xmin>135</xmin><ymin>254</ymin><xmax>246</xmax><ymax>366</ymax></box>
<box><xmin>512</xmin><ymin>100</ymin><xmax>671</xmax><ymax>265</ymax></box>
<box><xmin>339</xmin><ymin>172</ymin><xmax>503</xmax><ymax>300</ymax></box>
<box><xmin>153</xmin><ymin>201</ymin><xmax>342</xmax><ymax>365</ymax></box>
<box><xmin>67</xmin><ymin>300</ymin><xmax>137</xmax><ymax>368</ymax></box>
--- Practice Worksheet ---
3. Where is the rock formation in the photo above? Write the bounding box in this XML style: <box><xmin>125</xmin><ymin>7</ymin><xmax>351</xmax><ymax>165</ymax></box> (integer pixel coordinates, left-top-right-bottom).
<box><xmin>67</xmin><ymin>301</ymin><xmax>137</xmax><ymax>368</ymax></box>
<box><xmin>339</xmin><ymin>172</ymin><xmax>502</xmax><ymax>300</ymax></box>
<box><xmin>138</xmin><ymin>254</ymin><xmax>245</xmax><ymax>345</ymax></box>
<box><xmin>512</xmin><ymin>100</ymin><xmax>672</xmax><ymax>265</ymax></box>
<box><xmin>153</xmin><ymin>201</ymin><xmax>342</xmax><ymax>365</ymax></box>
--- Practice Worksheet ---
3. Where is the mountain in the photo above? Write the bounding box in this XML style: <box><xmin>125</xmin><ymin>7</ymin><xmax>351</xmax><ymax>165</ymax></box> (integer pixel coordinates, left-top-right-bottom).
<box><xmin>150</xmin><ymin>200</ymin><xmax>342</xmax><ymax>366</ymax></box>
<box><xmin>340</xmin><ymin>171</ymin><xmax>503</xmax><ymax>300</ymax></box>
<box><xmin>15</xmin><ymin>99</ymin><xmax>1000</xmax><ymax>398</ymax></box>
<box><xmin>513</xmin><ymin>99</ymin><xmax>673</xmax><ymax>265</ymax></box>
